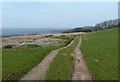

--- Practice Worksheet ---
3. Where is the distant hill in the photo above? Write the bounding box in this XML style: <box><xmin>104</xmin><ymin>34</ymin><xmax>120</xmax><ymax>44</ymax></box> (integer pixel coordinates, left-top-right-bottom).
<box><xmin>62</xmin><ymin>19</ymin><xmax>119</xmax><ymax>33</ymax></box>
<box><xmin>62</xmin><ymin>27</ymin><xmax>92</xmax><ymax>33</ymax></box>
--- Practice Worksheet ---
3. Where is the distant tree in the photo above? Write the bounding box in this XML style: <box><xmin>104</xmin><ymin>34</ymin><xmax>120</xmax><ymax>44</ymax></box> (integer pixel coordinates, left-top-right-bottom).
<box><xmin>118</xmin><ymin>19</ymin><xmax>120</xmax><ymax>27</ymax></box>
<box><xmin>103</xmin><ymin>21</ymin><xmax>107</xmax><ymax>29</ymax></box>
<box><xmin>118</xmin><ymin>23</ymin><xmax>120</xmax><ymax>27</ymax></box>
<box><xmin>83</xmin><ymin>29</ymin><xmax>92</xmax><ymax>32</ymax></box>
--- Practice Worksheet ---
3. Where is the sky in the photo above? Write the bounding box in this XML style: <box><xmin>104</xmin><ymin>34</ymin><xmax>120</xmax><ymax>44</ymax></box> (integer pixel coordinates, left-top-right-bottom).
<box><xmin>2</xmin><ymin>2</ymin><xmax>118</xmax><ymax>29</ymax></box>
<box><xmin>1</xmin><ymin>0</ymin><xmax>120</xmax><ymax>2</ymax></box>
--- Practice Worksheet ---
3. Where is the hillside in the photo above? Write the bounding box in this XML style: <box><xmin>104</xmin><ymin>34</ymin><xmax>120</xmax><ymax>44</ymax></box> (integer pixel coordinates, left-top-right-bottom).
<box><xmin>80</xmin><ymin>28</ymin><xmax>118</xmax><ymax>80</ymax></box>
<box><xmin>2</xmin><ymin>28</ymin><xmax>118</xmax><ymax>80</ymax></box>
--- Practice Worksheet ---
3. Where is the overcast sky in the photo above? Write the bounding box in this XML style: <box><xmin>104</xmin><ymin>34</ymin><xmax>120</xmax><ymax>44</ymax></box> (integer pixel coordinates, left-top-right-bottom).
<box><xmin>2</xmin><ymin>2</ymin><xmax>118</xmax><ymax>28</ymax></box>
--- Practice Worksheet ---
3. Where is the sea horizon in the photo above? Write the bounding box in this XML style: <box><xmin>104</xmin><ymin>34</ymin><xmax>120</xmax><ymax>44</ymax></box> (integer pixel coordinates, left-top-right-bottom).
<box><xmin>2</xmin><ymin>28</ymin><xmax>71</xmax><ymax>37</ymax></box>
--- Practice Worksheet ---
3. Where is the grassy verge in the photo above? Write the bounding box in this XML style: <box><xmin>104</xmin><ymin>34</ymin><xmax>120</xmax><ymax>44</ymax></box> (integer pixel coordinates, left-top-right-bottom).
<box><xmin>2</xmin><ymin>35</ymin><xmax>75</xmax><ymax>80</ymax></box>
<box><xmin>80</xmin><ymin>28</ymin><xmax>118</xmax><ymax>80</ymax></box>
<box><xmin>46</xmin><ymin>36</ymin><xmax>80</xmax><ymax>80</ymax></box>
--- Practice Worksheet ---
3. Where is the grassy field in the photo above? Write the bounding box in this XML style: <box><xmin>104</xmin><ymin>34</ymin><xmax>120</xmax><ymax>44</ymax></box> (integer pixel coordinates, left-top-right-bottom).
<box><xmin>80</xmin><ymin>28</ymin><xmax>118</xmax><ymax>80</ymax></box>
<box><xmin>46</xmin><ymin>36</ymin><xmax>79</xmax><ymax>80</ymax></box>
<box><xmin>2</xmin><ymin>35</ymin><xmax>75</xmax><ymax>80</ymax></box>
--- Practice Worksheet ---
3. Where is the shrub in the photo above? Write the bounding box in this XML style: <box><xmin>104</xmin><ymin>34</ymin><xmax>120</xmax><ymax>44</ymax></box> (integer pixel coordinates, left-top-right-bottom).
<box><xmin>26</xmin><ymin>44</ymin><xmax>41</xmax><ymax>48</ymax></box>
<box><xmin>3</xmin><ymin>45</ymin><xmax>13</xmax><ymax>49</ymax></box>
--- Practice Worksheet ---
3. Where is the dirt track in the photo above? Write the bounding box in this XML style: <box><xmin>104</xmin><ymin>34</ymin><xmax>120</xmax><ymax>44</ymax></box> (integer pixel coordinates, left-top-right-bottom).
<box><xmin>20</xmin><ymin>37</ymin><xmax>77</xmax><ymax>80</ymax></box>
<box><xmin>71</xmin><ymin>36</ymin><xmax>93</xmax><ymax>80</ymax></box>
<box><xmin>20</xmin><ymin>36</ymin><xmax>93</xmax><ymax>80</ymax></box>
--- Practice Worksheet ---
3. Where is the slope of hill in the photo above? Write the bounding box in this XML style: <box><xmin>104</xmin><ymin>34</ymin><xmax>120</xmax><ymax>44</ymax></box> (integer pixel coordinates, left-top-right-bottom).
<box><xmin>80</xmin><ymin>28</ymin><xmax>118</xmax><ymax>80</ymax></box>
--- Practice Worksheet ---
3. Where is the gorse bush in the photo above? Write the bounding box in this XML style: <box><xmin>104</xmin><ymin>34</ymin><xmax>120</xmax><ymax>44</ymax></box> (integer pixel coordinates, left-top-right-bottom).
<box><xmin>26</xmin><ymin>44</ymin><xmax>41</xmax><ymax>48</ymax></box>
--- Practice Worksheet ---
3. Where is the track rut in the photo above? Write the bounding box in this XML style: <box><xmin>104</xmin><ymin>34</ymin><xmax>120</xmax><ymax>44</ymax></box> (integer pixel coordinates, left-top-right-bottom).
<box><xmin>71</xmin><ymin>36</ymin><xmax>93</xmax><ymax>80</ymax></box>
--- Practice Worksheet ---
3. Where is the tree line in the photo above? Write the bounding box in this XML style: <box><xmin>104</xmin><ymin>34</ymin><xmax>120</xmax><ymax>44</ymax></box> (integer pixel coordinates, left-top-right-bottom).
<box><xmin>62</xmin><ymin>19</ymin><xmax>119</xmax><ymax>33</ymax></box>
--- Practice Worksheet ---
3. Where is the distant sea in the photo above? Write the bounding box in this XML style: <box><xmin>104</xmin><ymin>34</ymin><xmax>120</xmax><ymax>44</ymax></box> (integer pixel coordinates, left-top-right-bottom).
<box><xmin>2</xmin><ymin>28</ymin><xmax>70</xmax><ymax>37</ymax></box>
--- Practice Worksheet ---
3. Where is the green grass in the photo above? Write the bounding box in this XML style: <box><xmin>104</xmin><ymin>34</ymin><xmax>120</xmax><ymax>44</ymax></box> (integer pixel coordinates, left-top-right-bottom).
<box><xmin>80</xmin><ymin>28</ymin><xmax>118</xmax><ymax>80</ymax></box>
<box><xmin>2</xmin><ymin>35</ymin><xmax>75</xmax><ymax>80</ymax></box>
<box><xmin>46</xmin><ymin>36</ymin><xmax>80</xmax><ymax>80</ymax></box>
